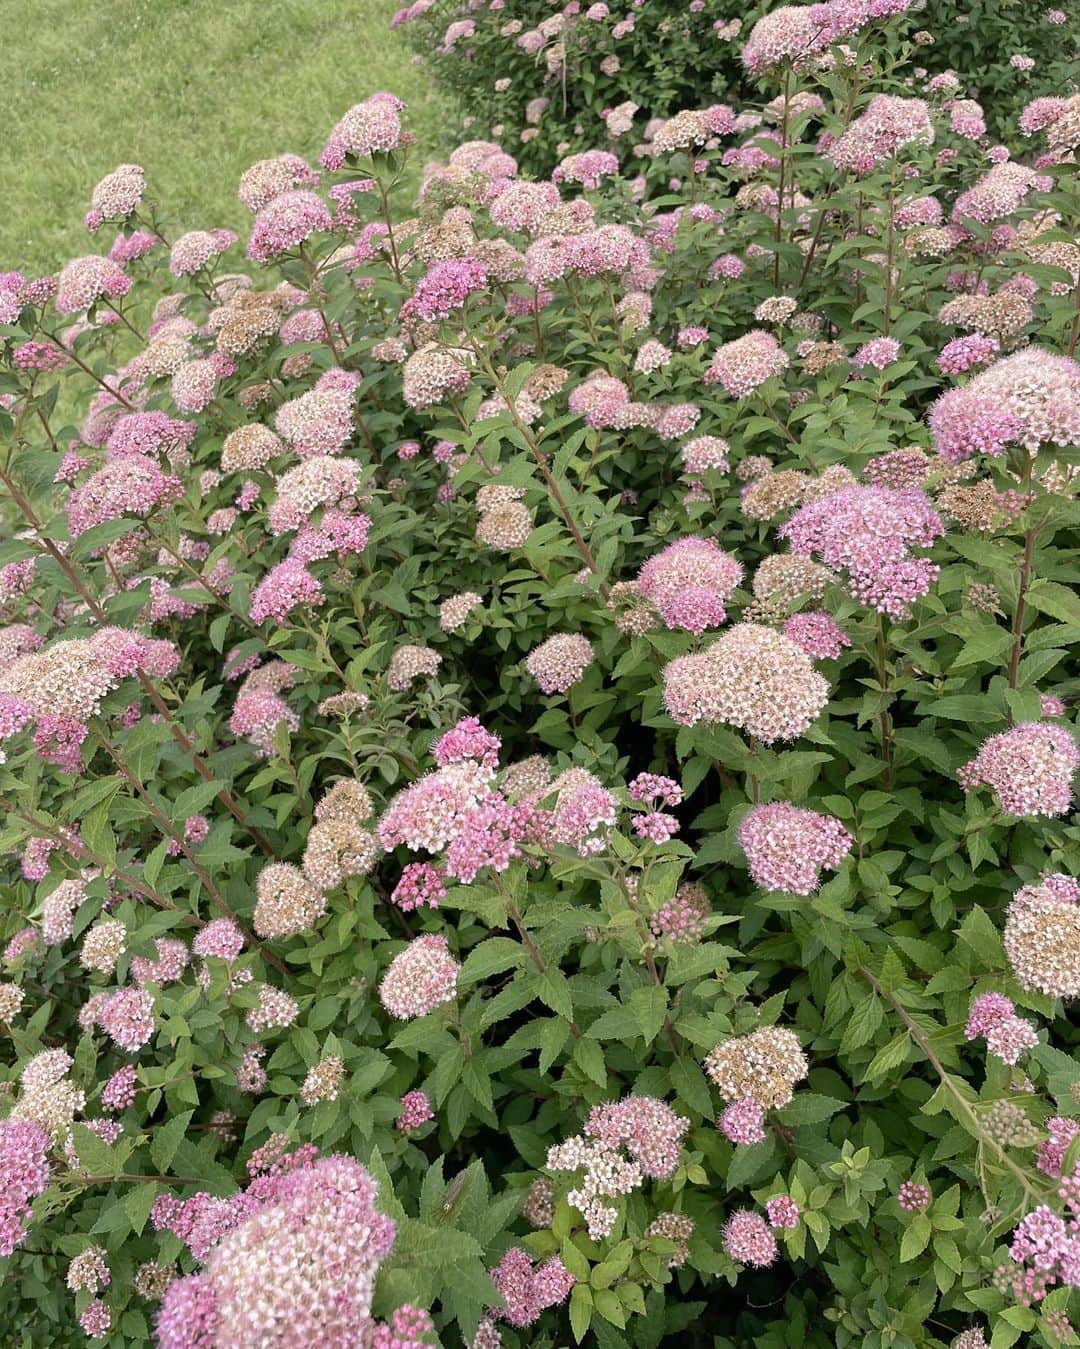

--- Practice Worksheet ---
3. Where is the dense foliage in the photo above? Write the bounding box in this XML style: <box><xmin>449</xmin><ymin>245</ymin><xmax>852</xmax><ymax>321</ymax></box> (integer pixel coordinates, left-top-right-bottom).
<box><xmin>391</xmin><ymin>0</ymin><xmax>1079</xmax><ymax>175</ymax></box>
<box><xmin>0</xmin><ymin>3</ymin><xmax>1079</xmax><ymax>1347</ymax></box>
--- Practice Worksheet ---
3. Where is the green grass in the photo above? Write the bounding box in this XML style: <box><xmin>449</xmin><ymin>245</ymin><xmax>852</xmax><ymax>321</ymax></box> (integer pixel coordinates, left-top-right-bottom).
<box><xmin>0</xmin><ymin>0</ymin><xmax>449</xmax><ymax>271</ymax></box>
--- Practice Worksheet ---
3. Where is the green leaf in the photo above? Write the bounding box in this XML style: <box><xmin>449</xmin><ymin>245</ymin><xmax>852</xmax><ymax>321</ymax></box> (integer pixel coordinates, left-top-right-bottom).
<box><xmin>776</xmin><ymin>1094</ymin><xmax>848</xmax><ymax>1127</ymax></box>
<box><xmin>82</xmin><ymin>792</ymin><xmax>119</xmax><ymax>869</ymax></box>
<box><xmin>150</xmin><ymin>1110</ymin><xmax>194</xmax><ymax>1174</ymax></box>
<box><xmin>839</xmin><ymin>995</ymin><xmax>883</xmax><ymax>1053</ymax></box>
<box><xmin>124</xmin><ymin>1181</ymin><xmax>159</xmax><ymax>1236</ymax></box>
<box><xmin>536</xmin><ymin>968</ymin><xmax>574</xmax><ymax>1021</ymax></box>
<box><xmin>629</xmin><ymin>986</ymin><xmax>668</xmax><ymax>1046</ymax></box>
<box><xmin>957</xmin><ymin>906</ymin><xmax>1004</xmax><ymax>971</ymax></box>
<box><xmin>900</xmin><ymin>1214</ymin><xmax>932</xmax><ymax>1262</ymax></box>
<box><xmin>570</xmin><ymin>1284</ymin><xmax>593</xmax><ymax>1342</ymax></box>
<box><xmin>864</xmin><ymin>1034</ymin><xmax>909</xmax><ymax>1082</ymax></box>
<box><xmin>670</xmin><ymin>1057</ymin><xmax>714</xmax><ymax>1119</ymax></box>
<box><xmin>573</xmin><ymin>1034</ymin><xmax>608</xmax><ymax>1087</ymax></box>
<box><xmin>72</xmin><ymin>1123</ymin><xmax>120</xmax><ymax>1179</ymax></box>
<box><xmin>459</xmin><ymin>937</ymin><xmax>524</xmax><ymax>985</ymax></box>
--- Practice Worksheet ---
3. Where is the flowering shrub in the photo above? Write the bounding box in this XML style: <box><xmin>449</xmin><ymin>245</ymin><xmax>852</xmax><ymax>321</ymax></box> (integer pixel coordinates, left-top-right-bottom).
<box><xmin>0</xmin><ymin>6</ymin><xmax>1079</xmax><ymax>1346</ymax></box>
<box><xmin>391</xmin><ymin>0</ymin><xmax>1079</xmax><ymax>174</ymax></box>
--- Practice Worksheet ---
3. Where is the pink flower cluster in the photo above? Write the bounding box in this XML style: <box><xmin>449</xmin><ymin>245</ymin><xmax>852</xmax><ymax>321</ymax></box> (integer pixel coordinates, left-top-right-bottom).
<box><xmin>1038</xmin><ymin>1118</ymin><xmax>1080</xmax><ymax>1179</ymax></box>
<box><xmin>248</xmin><ymin>191</ymin><xmax>332</xmax><ymax>263</ymax></box>
<box><xmin>157</xmin><ymin>1151</ymin><xmax>396</xmax><ymax>1348</ymax></box>
<box><xmin>720</xmin><ymin>1097</ymin><xmax>766</xmax><ymax>1145</ymax></box>
<box><xmin>67</xmin><ymin>456</ymin><xmax>183</xmax><ymax>538</ymax></box>
<box><xmin>784</xmin><ymin>611</ymin><xmax>850</xmax><ymax>660</ymax></box>
<box><xmin>396</xmin><ymin>1090</ymin><xmax>433</xmax><ymax>1132</ymax></box>
<box><xmin>390</xmin><ymin>862</ymin><xmax>446</xmax><ymax>913</ymax></box>
<box><xmin>704</xmin><ymin>330</ymin><xmax>789</xmax><ymax>396</ymax></box>
<box><xmin>408</xmin><ymin>257</ymin><xmax>488</xmax><ymax>321</ymax></box>
<box><xmin>739</xmin><ymin>802</ymin><xmax>853</xmax><ymax>895</ymax></box>
<box><xmin>741</xmin><ymin>0</ymin><xmax>911</xmax><ymax>75</ymax></box>
<box><xmin>378</xmin><ymin>935</ymin><xmax>460</xmax><ymax>1019</ymax></box>
<box><xmin>585</xmin><ymin>1096</ymin><xmax>690</xmax><ymax>1179</ymax></box>
<box><xmin>321</xmin><ymin>93</ymin><xmax>406</xmax><ymax>170</ymax></box>
<box><xmin>929</xmin><ymin>349</ymin><xmax>1080</xmax><ymax>461</ymax></box>
<box><xmin>0</xmin><ymin>1119</ymin><xmax>51</xmax><ymax>1256</ymax></box>
<box><xmin>959</xmin><ymin>722</ymin><xmax>1078</xmax><ymax>818</ymax></box>
<box><xmin>782</xmin><ymin>485</ymin><xmax>943</xmax><ymax>619</ymax></box>
<box><xmin>722</xmin><ymin>1210</ymin><xmax>778</xmax><ymax>1266</ymax></box>
<box><xmin>964</xmin><ymin>992</ymin><xmax>1039</xmax><ymax>1066</ymax></box>
<box><xmin>637</xmin><ymin>537</ymin><xmax>742</xmax><ymax>634</ymax></box>
<box><xmin>490</xmin><ymin>1248</ymin><xmax>575</xmax><ymax>1327</ymax></box>
<box><xmin>826</xmin><ymin>96</ymin><xmax>933</xmax><ymax>173</ymax></box>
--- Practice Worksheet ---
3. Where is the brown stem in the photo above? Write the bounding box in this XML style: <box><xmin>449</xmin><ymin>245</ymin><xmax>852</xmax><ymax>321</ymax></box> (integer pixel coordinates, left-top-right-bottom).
<box><xmin>33</xmin><ymin>404</ymin><xmax>58</xmax><ymax>452</ymax></box>
<box><xmin>504</xmin><ymin>894</ymin><xmax>582</xmax><ymax>1040</ymax></box>
<box><xmin>0</xmin><ymin>464</ymin><xmax>278</xmax><ymax>859</ymax></box>
<box><xmin>480</xmin><ymin>353</ymin><xmax>610</xmax><ymax>599</ymax></box>
<box><xmin>773</xmin><ymin>68</ymin><xmax>791</xmax><ymax>289</ymax></box>
<box><xmin>95</xmin><ymin>730</ymin><xmax>287</xmax><ymax>976</ymax></box>
<box><xmin>11</xmin><ymin>807</ymin><xmax>185</xmax><ymax>919</ymax></box>
<box><xmin>38</xmin><ymin>330</ymin><xmax>135</xmax><ymax>409</ymax></box>
<box><xmin>147</xmin><ymin>525</ymin><xmax>265</xmax><ymax>642</ymax></box>
<box><xmin>100</xmin><ymin>298</ymin><xmax>146</xmax><ymax>343</ymax></box>
<box><xmin>860</xmin><ymin>967</ymin><xmax>1041</xmax><ymax>1203</ymax></box>
<box><xmin>874</xmin><ymin>616</ymin><xmax>893</xmax><ymax>791</ymax></box>
<box><xmin>300</xmin><ymin>246</ymin><xmax>346</xmax><ymax>367</ymax></box>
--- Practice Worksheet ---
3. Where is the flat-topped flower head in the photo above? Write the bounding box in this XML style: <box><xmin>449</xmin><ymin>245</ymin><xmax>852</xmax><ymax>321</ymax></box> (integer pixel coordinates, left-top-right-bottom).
<box><xmin>322</xmin><ymin>94</ymin><xmax>407</xmax><ymax>169</ymax></box>
<box><xmin>723</xmin><ymin>1210</ymin><xmax>778</xmax><ymax>1267</ymax></box>
<box><xmin>739</xmin><ymin>803</ymin><xmax>853</xmax><ymax>894</ymax></box>
<box><xmin>55</xmin><ymin>255</ymin><xmax>132</xmax><ymax>314</ymax></box>
<box><xmin>781</xmin><ymin>485</ymin><xmax>943</xmax><ymax>619</ymax></box>
<box><xmin>959</xmin><ymin>722</ymin><xmax>1078</xmax><ymax>817</ymax></box>
<box><xmin>1004</xmin><ymin>874</ymin><xmax>1080</xmax><ymax>997</ymax></box>
<box><xmin>704</xmin><ymin>330</ymin><xmax>788</xmax><ymax>396</ymax></box>
<box><xmin>238</xmin><ymin>154</ymin><xmax>320</xmax><ymax>212</ymax></box>
<box><xmin>663</xmin><ymin>623</ymin><xmax>828</xmax><ymax>741</ymax></box>
<box><xmin>526</xmin><ymin>633</ymin><xmax>594</xmax><ymax>695</ymax></box>
<box><xmin>637</xmin><ymin>537</ymin><xmax>742</xmax><ymax>635</ymax></box>
<box><xmin>826</xmin><ymin>95</ymin><xmax>933</xmax><ymax>173</ymax></box>
<box><xmin>156</xmin><ymin>1153</ymin><xmax>396</xmax><ymax>1348</ymax></box>
<box><xmin>929</xmin><ymin>349</ymin><xmax>1080</xmax><ymax>462</ymax></box>
<box><xmin>248</xmin><ymin>191</ymin><xmax>332</xmax><ymax>263</ymax></box>
<box><xmin>253</xmin><ymin>863</ymin><xmax>327</xmax><ymax>939</ymax></box>
<box><xmin>379</xmin><ymin>934</ymin><xmax>460</xmax><ymax>1019</ymax></box>
<box><xmin>705</xmin><ymin>1026</ymin><xmax>808</xmax><ymax>1109</ymax></box>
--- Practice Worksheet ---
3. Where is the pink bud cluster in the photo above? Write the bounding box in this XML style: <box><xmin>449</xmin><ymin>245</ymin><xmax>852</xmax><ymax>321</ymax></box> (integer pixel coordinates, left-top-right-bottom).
<box><xmin>636</xmin><ymin>537</ymin><xmax>742</xmax><ymax>634</ymax></box>
<box><xmin>0</xmin><ymin>1118</ymin><xmax>51</xmax><ymax>1256</ymax></box>
<box><xmin>959</xmin><ymin>722</ymin><xmax>1078</xmax><ymax>818</ymax></box>
<box><xmin>489</xmin><ymin>1248</ymin><xmax>575</xmax><ymax>1327</ymax></box>
<box><xmin>964</xmin><ymin>992</ymin><xmax>1039</xmax><ymax>1066</ymax></box>
<box><xmin>781</xmin><ymin>485</ymin><xmax>943</xmax><ymax>619</ymax></box>
<box><xmin>738</xmin><ymin>802</ymin><xmax>853</xmax><ymax>895</ymax></box>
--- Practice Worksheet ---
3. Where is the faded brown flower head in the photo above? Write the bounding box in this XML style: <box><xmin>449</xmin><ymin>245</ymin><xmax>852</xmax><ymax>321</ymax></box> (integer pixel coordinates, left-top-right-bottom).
<box><xmin>704</xmin><ymin>1026</ymin><xmax>808</xmax><ymax>1109</ymax></box>
<box><xmin>253</xmin><ymin>863</ymin><xmax>327</xmax><ymax>940</ymax></box>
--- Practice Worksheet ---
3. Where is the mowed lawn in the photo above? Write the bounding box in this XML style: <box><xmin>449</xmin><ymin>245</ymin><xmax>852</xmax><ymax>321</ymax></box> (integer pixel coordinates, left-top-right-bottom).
<box><xmin>0</xmin><ymin>0</ymin><xmax>449</xmax><ymax>272</ymax></box>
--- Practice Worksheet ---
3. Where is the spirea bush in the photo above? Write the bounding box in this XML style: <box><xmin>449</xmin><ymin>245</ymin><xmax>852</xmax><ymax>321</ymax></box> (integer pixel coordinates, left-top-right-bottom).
<box><xmin>391</xmin><ymin>0</ymin><xmax>1079</xmax><ymax>176</ymax></box>
<box><xmin>0</xmin><ymin>4</ymin><xmax>1079</xmax><ymax>1346</ymax></box>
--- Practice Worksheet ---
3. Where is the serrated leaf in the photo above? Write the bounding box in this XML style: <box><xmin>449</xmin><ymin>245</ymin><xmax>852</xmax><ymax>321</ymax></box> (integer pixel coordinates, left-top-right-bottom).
<box><xmin>150</xmin><ymin>1110</ymin><xmax>194</xmax><ymax>1174</ymax></box>
<box><xmin>776</xmin><ymin>1094</ymin><xmax>848</xmax><ymax>1127</ymax></box>
<box><xmin>459</xmin><ymin>937</ymin><xmax>524</xmax><ymax>985</ymax></box>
